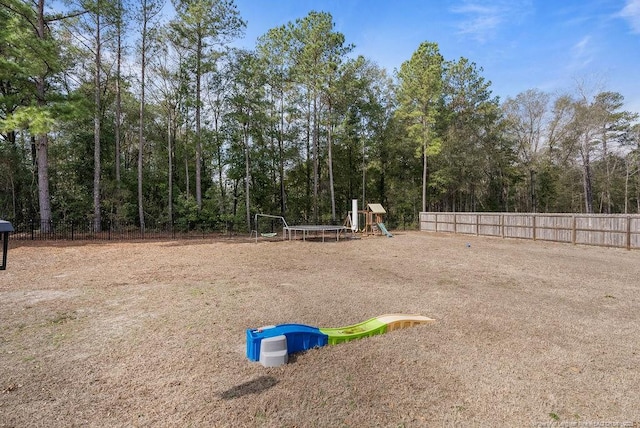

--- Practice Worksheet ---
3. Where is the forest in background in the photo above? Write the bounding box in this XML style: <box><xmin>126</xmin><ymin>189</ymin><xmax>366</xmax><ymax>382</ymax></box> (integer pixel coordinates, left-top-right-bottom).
<box><xmin>1</xmin><ymin>0</ymin><xmax>639</xmax><ymax>233</ymax></box>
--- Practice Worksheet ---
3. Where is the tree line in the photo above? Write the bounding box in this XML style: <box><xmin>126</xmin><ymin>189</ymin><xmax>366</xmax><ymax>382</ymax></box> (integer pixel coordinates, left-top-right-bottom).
<box><xmin>1</xmin><ymin>0</ymin><xmax>639</xmax><ymax>233</ymax></box>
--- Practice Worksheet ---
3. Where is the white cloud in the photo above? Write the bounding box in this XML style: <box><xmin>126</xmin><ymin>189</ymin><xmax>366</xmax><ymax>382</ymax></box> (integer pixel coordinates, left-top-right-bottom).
<box><xmin>618</xmin><ymin>0</ymin><xmax>640</xmax><ymax>33</ymax></box>
<box><xmin>451</xmin><ymin>0</ymin><xmax>532</xmax><ymax>43</ymax></box>
<box><xmin>570</xmin><ymin>35</ymin><xmax>594</xmax><ymax>69</ymax></box>
<box><xmin>574</xmin><ymin>35</ymin><xmax>591</xmax><ymax>55</ymax></box>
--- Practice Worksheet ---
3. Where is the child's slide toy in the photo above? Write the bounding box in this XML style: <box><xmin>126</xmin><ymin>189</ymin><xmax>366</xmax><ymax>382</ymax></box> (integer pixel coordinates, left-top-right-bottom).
<box><xmin>246</xmin><ymin>314</ymin><xmax>434</xmax><ymax>364</ymax></box>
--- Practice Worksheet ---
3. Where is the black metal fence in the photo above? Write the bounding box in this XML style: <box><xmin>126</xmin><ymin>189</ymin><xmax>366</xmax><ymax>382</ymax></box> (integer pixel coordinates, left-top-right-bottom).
<box><xmin>9</xmin><ymin>219</ymin><xmax>232</xmax><ymax>241</ymax></box>
<box><xmin>8</xmin><ymin>212</ymin><xmax>420</xmax><ymax>242</ymax></box>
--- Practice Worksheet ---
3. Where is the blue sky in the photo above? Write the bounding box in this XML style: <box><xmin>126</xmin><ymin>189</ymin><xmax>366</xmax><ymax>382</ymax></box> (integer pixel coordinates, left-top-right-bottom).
<box><xmin>233</xmin><ymin>0</ymin><xmax>640</xmax><ymax>113</ymax></box>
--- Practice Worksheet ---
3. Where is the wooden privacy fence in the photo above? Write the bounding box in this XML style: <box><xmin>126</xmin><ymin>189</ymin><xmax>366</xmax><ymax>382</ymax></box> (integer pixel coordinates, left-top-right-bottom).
<box><xmin>419</xmin><ymin>212</ymin><xmax>640</xmax><ymax>250</ymax></box>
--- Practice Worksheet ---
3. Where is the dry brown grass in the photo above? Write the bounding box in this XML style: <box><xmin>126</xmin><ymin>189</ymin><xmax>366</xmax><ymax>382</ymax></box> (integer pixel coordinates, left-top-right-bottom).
<box><xmin>1</xmin><ymin>232</ymin><xmax>639</xmax><ymax>427</ymax></box>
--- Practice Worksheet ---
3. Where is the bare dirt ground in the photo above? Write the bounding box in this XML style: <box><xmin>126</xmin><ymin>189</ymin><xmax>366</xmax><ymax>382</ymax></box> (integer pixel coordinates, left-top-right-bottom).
<box><xmin>1</xmin><ymin>231</ymin><xmax>639</xmax><ymax>427</ymax></box>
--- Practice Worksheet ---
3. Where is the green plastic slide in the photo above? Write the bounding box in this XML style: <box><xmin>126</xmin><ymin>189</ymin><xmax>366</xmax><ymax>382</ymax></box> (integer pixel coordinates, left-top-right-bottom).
<box><xmin>377</xmin><ymin>222</ymin><xmax>393</xmax><ymax>237</ymax></box>
<box><xmin>318</xmin><ymin>314</ymin><xmax>433</xmax><ymax>345</ymax></box>
<box><xmin>319</xmin><ymin>317</ymin><xmax>388</xmax><ymax>345</ymax></box>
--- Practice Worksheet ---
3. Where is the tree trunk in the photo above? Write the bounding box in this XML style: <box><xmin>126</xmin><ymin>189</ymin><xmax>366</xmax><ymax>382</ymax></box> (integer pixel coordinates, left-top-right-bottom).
<box><xmin>9</xmin><ymin>173</ymin><xmax>16</xmax><ymax>221</ymax></box>
<box><xmin>422</xmin><ymin>145</ymin><xmax>427</xmax><ymax>213</ymax></box>
<box><xmin>327</xmin><ymin>104</ymin><xmax>335</xmax><ymax>222</ymax></box>
<box><xmin>421</xmin><ymin>119</ymin><xmax>429</xmax><ymax>213</ymax></box>
<box><xmin>232</xmin><ymin>179</ymin><xmax>239</xmax><ymax>223</ymax></box>
<box><xmin>115</xmin><ymin>0</ymin><xmax>122</xmax><ymax>186</ymax></box>
<box><xmin>93</xmin><ymin>3</ymin><xmax>102</xmax><ymax>232</ymax></box>
<box><xmin>581</xmin><ymin>145</ymin><xmax>594</xmax><ymax>213</ymax></box>
<box><xmin>279</xmin><ymin>91</ymin><xmax>286</xmax><ymax>216</ymax></box>
<box><xmin>624</xmin><ymin>158</ymin><xmax>630</xmax><ymax>214</ymax></box>
<box><xmin>212</xmin><ymin>104</ymin><xmax>225</xmax><ymax>215</ymax></box>
<box><xmin>312</xmin><ymin>94</ymin><xmax>319</xmax><ymax>223</ymax></box>
<box><xmin>269</xmin><ymin>100</ymin><xmax>277</xmax><ymax>210</ymax></box>
<box><xmin>184</xmin><ymin>133</ymin><xmax>190</xmax><ymax>197</ymax></box>
<box><xmin>138</xmin><ymin>1</ymin><xmax>147</xmax><ymax>232</ymax></box>
<box><xmin>195</xmin><ymin>33</ymin><xmax>202</xmax><ymax>210</ymax></box>
<box><xmin>167</xmin><ymin>108</ymin><xmax>173</xmax><ymax>224</ymax></box>
<box><xmin>36</xmin><ymin>0</ymin><xmax>51</xmax><ymax>231</ymax></box>
<box><xmin>530</xmin><ymin>168</ymin><xmax>537</xmax><ymax>213</ymax></box>
<box><xmin>362</xmin><ymin>130</ymin><xmax>366</xmax><ymax>211</ymax></box>
<box><xmin>305</xmin><ymin>96</ymin><xmax>311</xmax><ymax>221</ymax></box>
<box><xmin>215</xmin><ymin>134</ymin><xmax>225</xmax><ymax>214</ymax></box>
<box><xmin>602</xmin><ymin>136</ymin><xmax>612</xmax><ymax>214</ymax></box>
<box><xmin>36</xmin><ymin>133</ymin><xmax>51</xmax><ymax>229</ymax></box>
<box><xmin>244</xmin><ymin>125</ymin><xmax>251</xmax><ymax>232</ymax></box>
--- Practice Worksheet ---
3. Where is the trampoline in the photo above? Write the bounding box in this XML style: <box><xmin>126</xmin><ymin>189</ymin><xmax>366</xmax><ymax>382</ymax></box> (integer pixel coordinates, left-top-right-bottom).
<box><xmin>284</xmin><ymin>224</ymin><xmax>348</xmax><ymax>242</ymax></box>
<box><xmin>253</xmin><ymin>214</ymin><xmax>348</xmax><ymax>242</ymax></box>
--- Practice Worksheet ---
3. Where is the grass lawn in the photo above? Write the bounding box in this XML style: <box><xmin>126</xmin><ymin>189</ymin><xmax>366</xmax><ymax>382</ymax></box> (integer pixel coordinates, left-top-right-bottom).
<box><xmin>1</xmin><ymin>232</ymin><xmax>639</xmax><ymax>426</ymax></box>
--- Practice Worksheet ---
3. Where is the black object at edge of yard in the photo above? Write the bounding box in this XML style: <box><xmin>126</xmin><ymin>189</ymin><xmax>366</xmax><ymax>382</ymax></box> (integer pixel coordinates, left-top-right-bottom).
<box><xmin>0</xmin><ymin>220</ymin><xmax>14</xmax><ymax>270</ymax></box>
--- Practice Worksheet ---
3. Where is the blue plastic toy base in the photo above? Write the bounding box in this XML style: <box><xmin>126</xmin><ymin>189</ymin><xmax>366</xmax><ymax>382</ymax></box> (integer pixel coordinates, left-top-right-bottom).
<box><xmin>246</xmin><ymin>324</ymin><xmax>328</xmax><ymax>361</ymax></box>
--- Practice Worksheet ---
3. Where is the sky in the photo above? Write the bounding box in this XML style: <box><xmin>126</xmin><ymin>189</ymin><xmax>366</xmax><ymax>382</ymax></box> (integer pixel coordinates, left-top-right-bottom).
<box><xmin>232</xmin><ymin>0</ymin><xmax>640</xmax><ymax>114</ymax></box>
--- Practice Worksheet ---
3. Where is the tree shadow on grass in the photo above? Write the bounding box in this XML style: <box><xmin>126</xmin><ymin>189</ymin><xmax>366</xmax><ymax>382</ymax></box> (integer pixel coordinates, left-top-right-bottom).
<box><xmin>220</xmin><ymin>376</ymin><xmax>278</xmax><ymax>400</ymax></box>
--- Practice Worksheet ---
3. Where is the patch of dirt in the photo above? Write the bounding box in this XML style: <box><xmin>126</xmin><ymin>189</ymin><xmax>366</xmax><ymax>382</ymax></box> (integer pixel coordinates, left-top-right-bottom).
<box><xmin>1</xmin><ymin>232</ymin><xmax>639</xmax><ymax>427</ymax></box>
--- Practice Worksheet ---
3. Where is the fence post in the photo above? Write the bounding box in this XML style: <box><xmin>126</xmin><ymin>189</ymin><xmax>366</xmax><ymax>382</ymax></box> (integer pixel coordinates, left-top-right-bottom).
<box><xmin>31</xmin><ymin>219</ymin><xmax>34</xmax><ymax>240</ymax></box>
<box><xmin>453</xmin><ymin>213</ymin><xmax>457</xmax><ymax>234</ymax></box>
<box><xmin>532</xmin><ymin>214</ymin><xmax>536</xmax><ymax>241</ymax></box>
<box><xmin>572</xmin><ymin>215</ymin><xmax>577</xmax><ymax>245</ymax></box>
<box><xmin>501</xmin><ymin>214</ymin><xmax>505</xmax><ymax>238</ymax></box>
<box><xmin>627</xmin><ymin>216</ymin><xmax>631</xmax><ymax>251</ymax></box>
<box><xmin>71</xmin><ymin>221</ymin><xmax>74</xmax><ymax>241</ymax></box>
<box><xmin>476</xmin><ymin>214</ymin><xmax>479</xmax><ymax>236</ymax></box>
